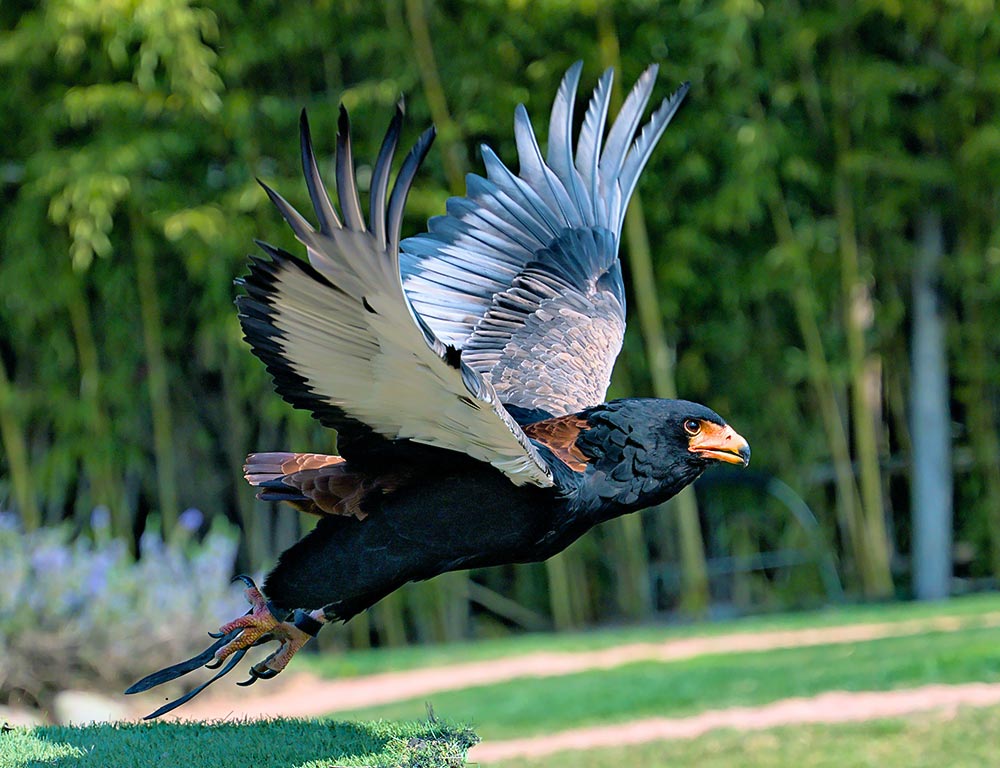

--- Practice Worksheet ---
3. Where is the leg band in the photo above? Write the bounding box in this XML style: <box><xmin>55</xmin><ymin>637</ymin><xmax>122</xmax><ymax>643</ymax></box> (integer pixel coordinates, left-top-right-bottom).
<box><xmin>293</xmin><ymin>609</ymin><xmax>324</xmax><ymax>637</ymax></box>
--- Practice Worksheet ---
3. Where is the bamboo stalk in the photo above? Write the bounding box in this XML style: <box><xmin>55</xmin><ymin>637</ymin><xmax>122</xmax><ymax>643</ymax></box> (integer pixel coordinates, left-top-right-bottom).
<box><xmin>132</xmin><ymin>211</ymin><xmax>179</xmax><ymax>535</ymax></box>
<box><xmin>65</xmin><ymin>273</ymin><xmax>127</xmax><ymax>536</ymax></box>
<box><xmin>374</xmin><ymin>591</ymin><xmax>408</xmax><ymax>647</ymax></box>
<box><xmin>764</xmin><ymin>182</ymin><xmax>868</xmax><ymax>591</ymax></box>
<box><xmin>404</xmin><ymin>0</ymin><xmax>465</xmax><ymax>194</ymax></box>
<box><xmin>830</xmin><ymin>41</ymin><xmax>893</xmax><ymax>595</ymax></box>
<box><xmin>597</xmin><ymin>5</ymin><xmax>709</xmax><ymax>616</ymax></box>
<box><xmin>222</xmin><ymin>341</ymin><xmax>265</xmax><ymax>567</ymax></box>
<box><xmin>955</xmin><ymin>228</ymin><xmax>1000</xmax><ymax>577</ymax></box>
<box><xmin>545</xmin><ymin>552</ymin><xmax>577</xmax><ymax>630</ymax></box>
<box><xmin>0</xmin><ymin>356</ymin><xmax>40</xmax><ymax>530</ymax></box>
<box><xmin>748</xmin><ymin>73</ymin><xmax>869</xmax><ymax>591</ymax></box>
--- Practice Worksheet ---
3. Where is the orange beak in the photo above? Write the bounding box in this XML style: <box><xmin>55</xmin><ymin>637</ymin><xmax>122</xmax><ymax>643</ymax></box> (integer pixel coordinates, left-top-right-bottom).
<box><xmin>688</xmin><ymin>422</ymin><xmax>751</xmax><ymax>467</ymax></box>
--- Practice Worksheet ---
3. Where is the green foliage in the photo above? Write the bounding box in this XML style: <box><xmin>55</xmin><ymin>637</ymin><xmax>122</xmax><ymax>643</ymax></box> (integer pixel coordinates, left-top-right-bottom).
<box><xmin>0</xmin><ymin>718</ymin><xmax>478</xmax><ymax>768</ymax></box>
<box><xmin>2</xmin><ymin>0</ymin><xmax>999</xmax><ymax>641</ymax></box>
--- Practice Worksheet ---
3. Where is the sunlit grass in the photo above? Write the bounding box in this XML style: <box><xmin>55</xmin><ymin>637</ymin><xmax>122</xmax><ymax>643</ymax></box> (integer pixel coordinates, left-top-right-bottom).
<box><xmin>333</xmin><ymin>624</ymin><xmax>1000</xmax><ymax>740</ymax></box>
<box><xmin>489</xmin><ymin>704</ymin><xmax>1000</xmax><ymax>768</ymax></box>
<box><xmin>303</xmin><ymin>592</ymin><xmax>1000</xmax><ymax>679</ymax></box>
<box><xmin>0</xmin><ymin>718</ymin><xmax>477</xmax><ymax>768</ymax></box>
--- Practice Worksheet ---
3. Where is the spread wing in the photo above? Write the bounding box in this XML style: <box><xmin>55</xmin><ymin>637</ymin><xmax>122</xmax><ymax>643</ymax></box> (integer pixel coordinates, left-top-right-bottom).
<box><xmin>400</xmin><ymin>62</ymin><xmax>689</xmax><ymax>417</ymax></box>
<box><xmin>237</xmin><ymin>107</ymin><xmax>553</xmax><ymax>488</ymax></box>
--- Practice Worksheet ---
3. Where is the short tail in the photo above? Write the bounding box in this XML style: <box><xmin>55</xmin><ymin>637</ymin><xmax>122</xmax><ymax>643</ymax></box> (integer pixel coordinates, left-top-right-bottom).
<box><xmin>244</xmin><ymin>452</ymin><xmax>346</xmax><ymax>486</ymax></box>
<box><xmin>244</xmin><ymin>452</ymin><xmax>358</xmax><ymax>516</ymax></box>
<box><xmin>244</xmin><ymin>452</ymin><xmax>408</xmax><ymax>520</ymax></box>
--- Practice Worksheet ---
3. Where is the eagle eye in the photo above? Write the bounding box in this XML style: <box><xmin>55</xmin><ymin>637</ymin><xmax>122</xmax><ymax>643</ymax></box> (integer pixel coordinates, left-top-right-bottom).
<box><xmin>683</xmin><ymin>419</ymin><xmax>701</xmax><ymax>436</ymax></box>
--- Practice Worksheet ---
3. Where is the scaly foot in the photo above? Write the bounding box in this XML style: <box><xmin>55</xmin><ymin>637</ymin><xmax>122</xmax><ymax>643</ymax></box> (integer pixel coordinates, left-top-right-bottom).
<box><xmin>214</xmin><ymin>575</ymin><xmax>326</xmax><ymax>686</ymax></box>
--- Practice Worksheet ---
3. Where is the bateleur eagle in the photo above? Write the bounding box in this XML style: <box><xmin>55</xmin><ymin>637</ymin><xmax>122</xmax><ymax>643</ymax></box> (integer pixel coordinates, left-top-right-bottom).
<box><xmin>127</xmin><ymin>62</ymin><xmax>750</xmax><ymax>718</ymax></box>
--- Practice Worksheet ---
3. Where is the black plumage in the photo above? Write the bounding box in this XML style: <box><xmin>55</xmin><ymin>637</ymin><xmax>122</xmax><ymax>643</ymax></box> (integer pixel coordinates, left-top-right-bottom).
<box><xmin>127</xmin><ymin>62</ymin><xmax>749</xmax><ymax>717</ymax></box>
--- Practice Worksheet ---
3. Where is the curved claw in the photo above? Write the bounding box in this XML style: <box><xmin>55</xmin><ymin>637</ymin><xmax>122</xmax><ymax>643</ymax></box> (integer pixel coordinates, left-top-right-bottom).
<box><xmin>204</xmin><ymin>657</ymin><xmax>224</xmax><ymax>670</ymax></box>
<box><xmin>231</xmin><ymin>573</ymin><xmax>257</xmax><ymax>590</ymax></box>
<box><xmin>250</xmin><ymin>661</ymin><xmax>281</xmax><ymax>680</ymax></box>
<box><xmin>236</xmin><ymin>672</ymin><xmax>260</xmax><ymax>687</ymax></box>
<box><xmin>236</xmin><ymin>659</ymin><xmax>281</xmax><ymax>687</ymax></box>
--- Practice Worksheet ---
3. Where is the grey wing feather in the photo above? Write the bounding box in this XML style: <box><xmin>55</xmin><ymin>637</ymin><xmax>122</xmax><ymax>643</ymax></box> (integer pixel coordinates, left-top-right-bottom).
<box><xmin>401</xmin><ymin>62</ymin><xmax>688</xmax><ymax>415</ymax></box>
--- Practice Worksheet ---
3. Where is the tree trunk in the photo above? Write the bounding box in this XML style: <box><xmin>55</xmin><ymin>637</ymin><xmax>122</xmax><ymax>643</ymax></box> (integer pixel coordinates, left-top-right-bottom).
<box><xmin>910</xmin><ymin>207</ymin><xmax>953</xmax><ymax>599</ymax></box>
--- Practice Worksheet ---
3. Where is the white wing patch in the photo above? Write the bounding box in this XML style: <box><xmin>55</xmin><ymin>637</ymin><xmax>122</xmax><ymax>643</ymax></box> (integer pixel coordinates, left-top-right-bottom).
<box><xmin>240</xmin><ymin>107</ymin><xmax>553</xmax><ymax>488</ymax></box>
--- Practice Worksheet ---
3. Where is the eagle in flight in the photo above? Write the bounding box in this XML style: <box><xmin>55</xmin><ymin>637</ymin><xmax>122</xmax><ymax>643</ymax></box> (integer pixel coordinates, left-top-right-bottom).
<box><xmin>128</xmin><ymin>62</ymin><xmax>749</xmax><ymax>718</ymax></box>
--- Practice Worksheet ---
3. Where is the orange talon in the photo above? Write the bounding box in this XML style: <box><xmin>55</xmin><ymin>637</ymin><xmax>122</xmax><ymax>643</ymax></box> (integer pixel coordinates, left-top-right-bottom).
<box><xmin>212</xmin><ymin>577</ymin><xmax>327</xmax><ymax>683</ymax></box>
<box><xmin>214</xmin><ymin>579</ymin><xmax>282</xmax><ymax>663</ymax></box>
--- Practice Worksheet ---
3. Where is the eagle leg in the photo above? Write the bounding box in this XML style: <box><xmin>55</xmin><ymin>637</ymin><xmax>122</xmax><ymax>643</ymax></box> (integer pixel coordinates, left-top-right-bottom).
<box><xmin>215</xmin><ymin>575</ymin><xmax>326</xmax><ymax>684</ymax></box>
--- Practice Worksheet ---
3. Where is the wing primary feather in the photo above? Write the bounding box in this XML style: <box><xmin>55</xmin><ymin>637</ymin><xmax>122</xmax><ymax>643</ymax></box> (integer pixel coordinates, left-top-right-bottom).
<box><xmin>480</xmin><ymin>145</ymin><xmax>561</xmax><ymax>236</ymax></box>
<box><xmin>514</xmin><ymin>104</ymin><xmax>580</xmax><ymax>228</ymax></box>
<box><xmin>617</xmin><ymin>81</ymin><xmax>690</xmax><ymax>230</ymax></box>
<box><xmin>575</xmin><ymin>67</ymin><xmax>614</xmax><ymax>216</ymax></box>
<box><xmin>336</xmin><ymin>105</ymin><xmax>366</xmax><ymax>231</ymax></box>
<box><xmin>370</xmin><ymin>101</ymin><xmax>404</xmax><ymax>247</ymax></box>
<box><xmin>299</xmin><ymin>110</ymin><xmax>340</xmax><ymax>235</ymax></box>
<box><xmin>258</xmin><ymin>179</ymin><xmax>315</xmax><ymax>242</ymax></box>
<box><xmin>546</xmin><ymin>60</ymin><xmax>592</xmax><ymax>224</ymax></box>
<box><xmin>387</xmin><ymin>125</ymin><xmax>436</xmax><ymax>254</ymax></box>
<box><xmin>599</xmin><ymin>64</ymin><xmax>658</xmax><ymax>187</ymax></box>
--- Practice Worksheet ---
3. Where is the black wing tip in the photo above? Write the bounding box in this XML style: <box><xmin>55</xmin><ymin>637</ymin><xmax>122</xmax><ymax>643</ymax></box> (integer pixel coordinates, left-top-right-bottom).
<box><xmin>256</xmin><ymin>177</ymin><xmax>281</xmax><ymax>205</ymax></box>
<box><xmin>299</xmin><ymin>110</ymin><xmax>314</xmax><ymax>154</ymax></box>
<box><xmin>415</xmin><ymin>125</ymin><xmax>437</xmax><ymax>158</ymax></box>
<box><xmin>252</xmin><ymin>238</ymin><xmax>292</xmax><ymax>262</ymax></box>
<box><xmin>337</xmin><ymin>103</ymin><xmax>350</xmax><ymax>137</ymax></box>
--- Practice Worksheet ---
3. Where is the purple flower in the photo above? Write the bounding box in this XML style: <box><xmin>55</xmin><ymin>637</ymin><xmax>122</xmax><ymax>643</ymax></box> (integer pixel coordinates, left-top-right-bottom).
<box><xmin>178</xmin><ymin>507</ymin><xmax>204</xmax><ymax>532</ymax></box>
<box><xmin>90</xmin><ymin>505</ymin><xmax>111</xmax><ymax>530</ymax></box>
<box><xmin>30</xmin><ymin>544</ymin><xmax>71</xmax><ymax>574</ymax></box>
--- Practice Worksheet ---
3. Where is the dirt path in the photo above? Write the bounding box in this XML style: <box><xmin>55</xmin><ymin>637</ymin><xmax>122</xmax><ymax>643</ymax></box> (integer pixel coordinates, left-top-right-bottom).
<box><xmin>469</xmin><ymin>682</ymin><xmax>1000</xmax><ymax>762</ymax></box>
<box><xmin>146</xmin><ymin>611</ymin><xmax>1000</xmax><ymax>722</ymax></box>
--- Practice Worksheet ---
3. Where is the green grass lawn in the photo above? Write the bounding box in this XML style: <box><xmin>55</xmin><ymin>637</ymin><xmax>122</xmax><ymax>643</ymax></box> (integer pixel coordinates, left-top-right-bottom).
<box><xmin>6</xmin><ymin>594</ymin><xmax>1000</xmax><ymax>768</ymax></box>
<box><xmin>335</xmin><ymin>623</ymin><xmax>1000</xmax><ymax>740</ymax></box>
<box><xmin>304</xmin><ymin>592</ymin><xmax>1000</xmax><ymax>679</ymax></box>
<box><xmin>490</xmin><ymin>704</ymin><xmax>1000</xmax><ymax>768</ymax></box>
<box><xmin>0</xmin><ymin>718</ymin><xmax>477</xmax><ymax>768</ymax></box>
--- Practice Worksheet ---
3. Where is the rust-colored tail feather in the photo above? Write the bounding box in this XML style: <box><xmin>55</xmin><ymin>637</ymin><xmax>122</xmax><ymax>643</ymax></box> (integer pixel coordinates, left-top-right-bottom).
<box><xmin>243</xmin><ymin>452</ymin><xmax>403</xmax><ymax>519</ymax></box>
<box><xmin>244</xmin><ymin>452</ymin><xmax>346</xmax><ymax>486</ymax></box>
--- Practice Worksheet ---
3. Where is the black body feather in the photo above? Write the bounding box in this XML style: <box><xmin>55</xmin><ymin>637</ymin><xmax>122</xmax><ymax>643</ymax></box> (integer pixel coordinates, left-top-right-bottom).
<box><xmin>262</xmin><ymin>398</ymin><xmax>737</xmax><ymax>622</ymax></box>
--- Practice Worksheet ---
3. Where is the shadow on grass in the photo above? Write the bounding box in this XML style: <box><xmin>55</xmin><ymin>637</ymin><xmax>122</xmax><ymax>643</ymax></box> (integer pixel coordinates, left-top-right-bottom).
<box><xmin>2</xmin><ymin>718</ymin><xmax>478</xmax><ymax>768</ymax></box>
